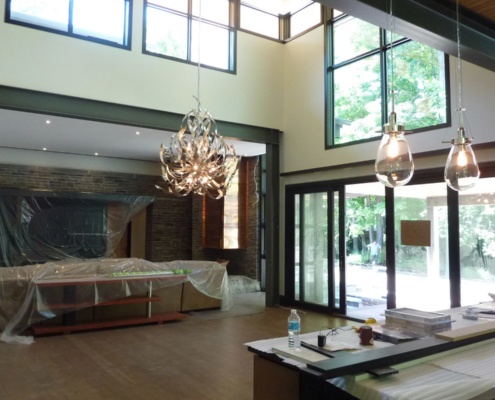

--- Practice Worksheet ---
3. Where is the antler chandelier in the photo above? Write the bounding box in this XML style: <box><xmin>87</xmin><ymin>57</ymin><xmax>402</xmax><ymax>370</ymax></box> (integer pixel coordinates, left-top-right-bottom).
<box><xmin>156</xmin><ymin>0</ymin><xmax>239</xmax><ymax>199</ymax></box>
<box><xmin>158</xmin><ymin>103</ymin><xmax>239</xmax><ymax>199</ymax></box>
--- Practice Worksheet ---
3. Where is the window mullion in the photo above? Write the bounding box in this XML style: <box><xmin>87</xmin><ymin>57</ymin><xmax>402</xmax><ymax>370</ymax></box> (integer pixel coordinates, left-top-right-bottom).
<box><xmin>123</xmin><ymin>0</ymin><xmax>131</xmax><ymax>47</ymax></box>
<box><xmin>68</xmin><ymin>0</ymin><xmax>74</xmax><ymax>34</ymax></box>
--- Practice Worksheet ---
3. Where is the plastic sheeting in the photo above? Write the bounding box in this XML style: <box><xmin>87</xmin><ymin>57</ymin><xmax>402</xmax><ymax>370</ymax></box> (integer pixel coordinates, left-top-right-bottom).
<box><xmin>0</xmin><ymin>191</ymin><xmax>154</xmax><ymax>267</ymax></box>
<box><xmin>0</xmin><ymin>258</ymin><xmax>232</xmax><ymax>345</ymax></box>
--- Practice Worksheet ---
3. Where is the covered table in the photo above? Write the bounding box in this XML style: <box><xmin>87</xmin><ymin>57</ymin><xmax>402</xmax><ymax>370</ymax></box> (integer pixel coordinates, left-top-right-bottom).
<box><xmin>0</xmin><ymin>258</ymin><xmax>232</xmax><ymax>344</ymax></box>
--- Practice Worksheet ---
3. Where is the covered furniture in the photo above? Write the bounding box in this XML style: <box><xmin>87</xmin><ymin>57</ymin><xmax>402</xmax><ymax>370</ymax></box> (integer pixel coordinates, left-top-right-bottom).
<box><xmin>247</xmin><ymin>304</ymin><xmax>495</xmax><ymax>400</ymax></box>
<box><xmin>0</xmin><ymin>258</ymin><xmax>231</xmax><ymax>344</ymax></box>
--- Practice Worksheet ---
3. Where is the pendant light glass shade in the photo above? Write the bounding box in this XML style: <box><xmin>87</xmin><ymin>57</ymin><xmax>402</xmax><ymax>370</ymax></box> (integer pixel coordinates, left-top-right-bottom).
<box><xmin>375</xmin><ymin>111</ymin><xmax>414</xmax><ymax>187</ymax></box>
<box><xmin>443</xmin><ymin>0</ymin><xmax>479</xmax><ymax>192</ymax></box>
<box><xmin>444</xmin><ymin>125</ymin><xmax>479</xmax><ymax>191</ymax></box>
<box><xmin>375</xmin><ymin>0</ymin><xmax>413</xmax><ymax>188</ymax></box>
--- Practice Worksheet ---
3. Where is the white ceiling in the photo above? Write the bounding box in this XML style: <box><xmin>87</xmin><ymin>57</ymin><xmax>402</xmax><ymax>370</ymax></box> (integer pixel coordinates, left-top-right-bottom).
<box><xmin>0</xmin><ymin>108</ymin><xmax>266</xmax><ymax>162</ymax></box>
<box><xmin>242</xmin><ymin>0</ymin><xmax>313</xmax><ymax>15</ymax></box>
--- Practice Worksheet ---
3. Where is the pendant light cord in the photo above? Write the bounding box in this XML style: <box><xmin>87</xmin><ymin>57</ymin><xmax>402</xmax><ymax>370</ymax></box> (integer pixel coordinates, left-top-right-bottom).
<box><xmin>389</xmin><ymin>0</ymin><xmax>395</xmax><ymax>113</ymax></box>
<box><xmin>196</xmin><ymin>0</ymin><xmax>202</xmax><ymax>109</ymax></box>
<box><xmin>456</xmin><ymin>0</ymin><xmax>464</xmax><ymax>128</ymax></box>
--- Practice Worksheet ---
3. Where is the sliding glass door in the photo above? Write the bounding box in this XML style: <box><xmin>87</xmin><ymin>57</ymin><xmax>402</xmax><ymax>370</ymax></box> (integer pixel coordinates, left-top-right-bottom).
<box><xmin>394</xmin><ymin>182</ymin><xmax>450</xmax><ymax>311</ymax></box>
<box><xmin>285</xmin><ymin>171</ymin><xmax>495</xmax><ymax>318</ymax></box>
<box><xmin>300</xmin><ymin>192</ymin><xmax>328</xmax><ymax>305</ymax></box>
<box><xmin>288</xmin><ymin>188</ymin><xmax>342</xmax><ymax>313</ymax></box>
<box><xmin>459</xmin><ymin>177</ymin><xmax>495</xmax><ymax>305</ymax></box>
<box><xmin>344</xmin><ymin>182</ymin><xmax>387</xmax><ymax>320</ymax></box>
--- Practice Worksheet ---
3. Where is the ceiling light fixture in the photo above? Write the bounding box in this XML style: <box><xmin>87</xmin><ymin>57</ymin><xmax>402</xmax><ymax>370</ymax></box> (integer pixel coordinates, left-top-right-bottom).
<box><xmin>157</xmin><ymin>0</ymin><xmax>239</xmax><ymax>199</ymax></box>
<box><xmin>375</xmin><ymin>0</ymin><xmax>414</xmax><ymax>188</ymax></box>
<box><xmin>444</xmin><ymin>0</ymin><xmax>479</xmax><ymax>191</ymax></box>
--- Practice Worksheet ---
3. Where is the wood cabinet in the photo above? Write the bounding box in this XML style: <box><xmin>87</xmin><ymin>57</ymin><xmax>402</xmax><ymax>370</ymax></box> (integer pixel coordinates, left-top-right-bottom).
<box><xmin>202</xmin><ymin>158</ymin><xmax>248</xmax><ymax>249</ymax></box>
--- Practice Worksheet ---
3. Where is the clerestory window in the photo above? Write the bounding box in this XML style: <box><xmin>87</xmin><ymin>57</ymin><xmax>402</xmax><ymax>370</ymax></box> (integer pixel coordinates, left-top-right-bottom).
<box><xmin>239</xmin><ymin>1</ymin><xmax>321</xmax><ymax>41</ymax></box>
<box><xmin>326</xmin><ymin>13</ymin><xmax>449</xmax><ymax>147</ymax></box>
<box><xmin>6</xmin><ymin>0</ymin><xmax>131</xmax><ymax>48</ymax></box>
<box><xmin>144</xmin><ymin>0</ymin><xmax>235</xmax><ymax>72</ymax></box>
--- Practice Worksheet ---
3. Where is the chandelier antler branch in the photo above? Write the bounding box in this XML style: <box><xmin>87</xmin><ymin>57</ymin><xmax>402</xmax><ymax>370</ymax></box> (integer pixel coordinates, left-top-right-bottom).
<box><xmin>157</xmin><ymin>105</ymin><xmax>239</xmax><ymax>199</ymax></box>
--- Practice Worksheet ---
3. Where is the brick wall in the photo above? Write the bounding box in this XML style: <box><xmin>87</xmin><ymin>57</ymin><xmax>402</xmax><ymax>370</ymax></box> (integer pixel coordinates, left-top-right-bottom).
<box><xmin>0</xmin><ymin>164</ymin><xmax>192</xmax><ymax>262</ymax></box>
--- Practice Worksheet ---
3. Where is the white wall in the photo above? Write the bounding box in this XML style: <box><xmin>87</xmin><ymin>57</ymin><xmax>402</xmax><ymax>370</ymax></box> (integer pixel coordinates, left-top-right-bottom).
<box><xmin>0</xmin><ymin>0</ymin><xmax>285</xmax><ymax>173</ymax></box>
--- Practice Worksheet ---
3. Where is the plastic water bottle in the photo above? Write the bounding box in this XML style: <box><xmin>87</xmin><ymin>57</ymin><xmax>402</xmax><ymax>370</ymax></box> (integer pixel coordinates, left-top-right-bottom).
<box><xmin>288</xmin><ymin>309</ymin><xmax>301</xmax><ymax>349</ymax></box>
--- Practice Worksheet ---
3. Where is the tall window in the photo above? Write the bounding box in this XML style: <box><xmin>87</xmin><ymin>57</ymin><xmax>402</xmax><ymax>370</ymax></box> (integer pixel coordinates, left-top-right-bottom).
<box><xmin>7</xmin><ymin>0</ymin><xmax>131</xmax><ymax>48</ymax></box>
<box><xmin>327</xmin><ymin>14</ymin><xmax>449</xmax><ymax>147</ymax></box>
<box><xmin>144</xmin><ymin>0</ymin><xmax>235</xmax><ymax>72</ymax></box>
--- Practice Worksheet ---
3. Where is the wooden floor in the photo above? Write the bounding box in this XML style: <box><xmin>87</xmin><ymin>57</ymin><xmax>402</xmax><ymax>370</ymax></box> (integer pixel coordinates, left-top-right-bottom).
<box><xmin>0</xmin><ymin>295</ymin><xmax>352</xmax><ymax>400</ymax></box>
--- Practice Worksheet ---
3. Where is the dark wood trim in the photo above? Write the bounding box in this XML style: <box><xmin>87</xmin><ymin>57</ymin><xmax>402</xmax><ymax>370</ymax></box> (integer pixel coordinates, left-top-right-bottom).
<box><xmin>280</xmin><ymin>142</ymin><xmax>495</xmax><ymax>178</ymax></box>
<box><xmin>0</xmin><ymin>85</ymin><xmax>280</xmax><ymax>145</ymax></box>
<box><xmin>264</xmin><ymin>143</ymin><xmax>280</xmax><ymax>307</ymax></box>
<box><xmin>385</xmin><ymin>186</ymin><xmax>396</xmax><ymax>309</ymax></box>
<box><xmin>284</xmin><ymin>187</ymin><xmax>296</xmax><ymax>301</ymax></box>
<box><xmin>447</xmin><ymin>186</ymin><xmax>461</xmax><ymax>308</ymax></box>
<box><xmin>338</xmin><ymin>187</ymin><xmax>346</xmax><ymax>313</ymax></box>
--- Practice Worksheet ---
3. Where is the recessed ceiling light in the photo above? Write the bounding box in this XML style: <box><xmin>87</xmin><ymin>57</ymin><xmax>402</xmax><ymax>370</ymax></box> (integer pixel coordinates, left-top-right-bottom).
<box><xmin>94</xmin><ymin>153</ymin><xmax>99</xmax><ymax>156</ymax></box>
<box><xmin>45</xmin><ymin>120</ymin><xmax>51</xmax><ymax>124</ymax></box>
<box><xmin>42</xmin><ymin>147</ymin><xmax>47</xmax><ymax>151</ymax></box>
<box><xmin>136</xmin><ymin>131</ymin><xmax>140</xmax><ymax>135</ymax></box>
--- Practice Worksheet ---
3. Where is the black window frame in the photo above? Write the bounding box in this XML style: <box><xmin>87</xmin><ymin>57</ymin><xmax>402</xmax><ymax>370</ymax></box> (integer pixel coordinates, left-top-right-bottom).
<box><xmin>325</xmin><ymin>12</ymin><xmax>451</xmax><ymax>149</ymax></box>
<box><xmin>143</xmin><ymin>0</ymin><xmax>236</xmax><ymax>74</ymax></box>
<box><xmin>5</xmin><ymin>0</ymin><xmax>132</xmax><ymax>49</ymax></box>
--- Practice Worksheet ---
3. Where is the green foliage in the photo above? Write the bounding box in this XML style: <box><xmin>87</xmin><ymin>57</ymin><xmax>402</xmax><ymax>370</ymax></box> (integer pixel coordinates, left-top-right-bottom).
<box><xmin>332</xmin><ymin>17</ymin><xmax>447</xmax><ymax>144</ymax></box>
<box><xmin>154</xmin><ymin>35</ymin><xmax>184</xmax><ymax>58</ymax></box>
<box><xmin>345</xmin><ymin>195</ymin><xmax>385</xmax><ymax>262</ymax></box>
<box><xmin>459</xmin><ymin>204</ymin><xmax>495</xmax><ymax>271</ymax></box>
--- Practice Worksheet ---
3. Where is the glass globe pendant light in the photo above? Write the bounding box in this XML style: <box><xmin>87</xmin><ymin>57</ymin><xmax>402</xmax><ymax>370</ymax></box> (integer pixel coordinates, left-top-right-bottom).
<box><xmin>375</xmin><ymin>97</ymin><xmax>414</xmax><ymax>187</ymax></box>
<box><xmin>444</xmin><ymin>117</ymin><xmax>479</xmax><ymax>191</ymax></box>
<box><xmin>444</xmin><ymin>0</ymin><xmax>479</xmax><ymax>191</ymax></box>
<box><xmin>375</xmin><ymin>1</ymin><xmax>414</xmax><ymax>188</ymax></box>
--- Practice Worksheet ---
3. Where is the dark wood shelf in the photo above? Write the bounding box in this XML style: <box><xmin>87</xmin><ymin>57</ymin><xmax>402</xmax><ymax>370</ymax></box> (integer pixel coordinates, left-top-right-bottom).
<box><xmin>37</xmin><ymin>295</ymin><xmax>161</xmax><ymax>311</ymax></box>
<box><xmin>35</xmin><ymin>274</ymin><xmax>185</xmax><ymax>287</ymax></box>
<box><xmin>32</xmin><ymin>311</ymin><xmax>187</xmax><ymax>335</ymax></box>
<box><xmin>32</xmin><ymin>276</ymin><xmax>188</xmax><ymax>336</ymax></box>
